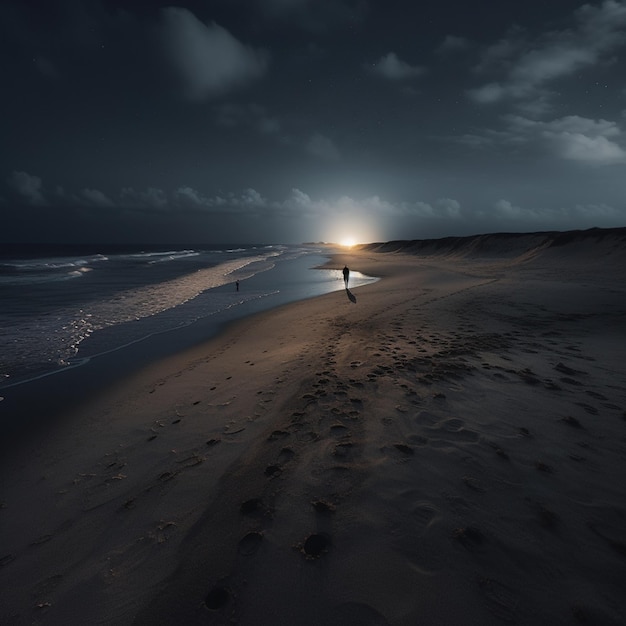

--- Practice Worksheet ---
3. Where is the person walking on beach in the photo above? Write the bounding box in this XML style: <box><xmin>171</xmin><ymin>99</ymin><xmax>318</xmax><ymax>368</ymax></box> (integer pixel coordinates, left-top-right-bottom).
<box><xmin>236</xmin><ymin>280</ymin><xmax>240</xmax><ymax>292</ymax></box>
<box><xmin>342</xmin><ymin>265</ymin><xmax>350</xmax><ymax>288</ymax></box>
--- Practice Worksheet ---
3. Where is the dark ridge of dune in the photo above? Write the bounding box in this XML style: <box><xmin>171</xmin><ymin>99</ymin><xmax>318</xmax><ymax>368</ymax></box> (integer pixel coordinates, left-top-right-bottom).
<box><xmin>548</xmin><ymin>226</ymin><xmax>626</xmax><ymax>246</ymax></box>
<box><xmin>359</xmin><ymin>226</ymin><xmax>626</xmax><ymax>262</ymax></box>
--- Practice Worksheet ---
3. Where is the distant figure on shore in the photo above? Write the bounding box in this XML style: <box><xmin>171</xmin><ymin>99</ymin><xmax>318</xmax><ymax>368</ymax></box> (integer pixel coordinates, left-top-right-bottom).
<box><xmin>236</xmin><ymin>280</ymin><xmax>240</xmax><ymax>292</ymax></box>
<box><xmin>342</xmin><ymin>265</ymin><xmax>350</xmax><ymax>288</ymax></box>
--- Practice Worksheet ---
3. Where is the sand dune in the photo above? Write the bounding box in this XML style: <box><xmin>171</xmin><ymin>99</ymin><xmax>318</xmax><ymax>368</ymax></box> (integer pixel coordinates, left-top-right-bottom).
<box><xmin>362</xmin><ymin>226</ymin><xmax>626</xmax><ymax>265</ymax></box>
<box><xmin>1</xmin><ymin>228</ymin><xmax>625</xmax><ymax>625</ymax></box>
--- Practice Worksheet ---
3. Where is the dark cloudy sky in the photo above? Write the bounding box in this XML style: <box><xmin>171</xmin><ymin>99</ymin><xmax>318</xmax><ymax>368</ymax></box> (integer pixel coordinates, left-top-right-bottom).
<box><xmin>1</xmin><ymin>0</ymin><xmax>625</xmax><ymax>244</ymax></box>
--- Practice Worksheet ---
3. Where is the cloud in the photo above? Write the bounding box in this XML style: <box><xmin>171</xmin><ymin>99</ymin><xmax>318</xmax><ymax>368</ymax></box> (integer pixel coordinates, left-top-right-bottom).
<box><xmin>546</xmin><ymin>131</ymin><xmax>626</xmax><ymax>165</ymax></box>
<box><xmin>456</xmin><ymin>114</ymin><xmax>626</xmax><ymax>165</ymax></box>
<box><xmin>172</xmin><ymin>186</ymin><xmax>274</xmax><ymax>215</ymax></box>
<box><xmin>80</xmin><ymin>188</ymin><xmax>115</xmax><ymax>208</ymax></box>
<box><xmin>3</xmin><ymin>173</ymin><xmax>468</xmax><ymax>230</ymax></box>
<box><xmin>468</xmin><ymin>82</ymin><xmax>508</xmax><ymax>104</ymax></box>
<box><xmin>437</xmin><ymin>35</ymin><xmax>470</xmax><ymax>55</ymax></box>
<box><xmin>281</xmin><ymin>190</ymin><xmax>463</xmax><ymax>221</ymax></box>
<box><xmin>120</xmin><ymin>187</ymin><xmax>168</xmax><ymax>210</ymax></box>
<box><xmin>491</xmin><ymin>198</ymin><xmax>621</xmax><ymax>224</ymax></box>
<box><xmin>306</xmin><ymin>133</ymin><xmax>341</xmax><ymax>160</ymax></box>
<box><xmin>275</xmin><ymin>192</ymin><xmax>467</xmax><ymax>242</ymax></box>
<box><xmin>174</xmin><ymin>186</ymin><xmax>212</xmax><ymax>209</ymax></box>
<box><xmin>369</xmin><ymin>52</ymin><xmax>425</xmax><ymax>80</ymax></box>
<box><xmin>492</xmin><ymin>199</ymin><xmax>529</xmax><ymax>219</ymax></box>
<box><xmin>468</xmin><ymin>0</ymin><xmax>626</xmax><ymax>110</ymax></box>
<box><xmin>509</xmin><ymin>46</ymin><xmax>594</xmax><ymax>92</ymax></box>
<box><xmin>237</xmin><ymin>188</ymin><xmax>268</xmax><ymax>208</ymax></box>
<box><xmin>571</xmin><ymin>203</ymin><xmax>621</xmax><ymax>220</ymax></box>
<box><xmin>6</xmin><ymin>169</ymin><xmax>622</xmax><ymax>241</ymax></box>
<box><xmin>7</xmin><ymin>171</ymin><xmax>47</xmax><ymax>206</ymax></box>
<box><xmin>436</xmin><ymin>198</ymin><xmax>462</xmax><ymax>217</ymax></box>
<box><xmin>158</xmin><ymin>8</ymin><xmax>268</xmax><ymax>100</ymax></box>
<box><xmin>160</xmin><ymin>187</ymin><xmax>463</xmax><ymax>226</ymax></box>
<box><xmin>508</xmin><ymin>114</ymin><xmax>626</xmax><ymax>164</ymax></box>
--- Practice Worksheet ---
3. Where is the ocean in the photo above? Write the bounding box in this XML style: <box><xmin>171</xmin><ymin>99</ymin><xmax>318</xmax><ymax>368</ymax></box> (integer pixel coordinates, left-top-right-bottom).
<box><xmin>0</xmin><ymin>243</ymin><xmax>376</xmax><ymax>393</ymax></box>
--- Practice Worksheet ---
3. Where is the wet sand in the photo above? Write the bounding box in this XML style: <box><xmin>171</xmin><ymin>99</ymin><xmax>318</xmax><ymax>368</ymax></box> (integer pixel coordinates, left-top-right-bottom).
<box><xmin>1</xmin><ymin>230</ymin><xmax>625</xmax><ymax>625</ymax></box>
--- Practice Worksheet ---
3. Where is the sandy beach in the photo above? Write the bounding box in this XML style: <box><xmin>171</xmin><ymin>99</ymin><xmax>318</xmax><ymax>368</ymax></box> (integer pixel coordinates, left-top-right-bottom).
<box><xmin>1</xmin><ymin>229</ymin><xmax>626</xmax><ymax>625</ymax></box>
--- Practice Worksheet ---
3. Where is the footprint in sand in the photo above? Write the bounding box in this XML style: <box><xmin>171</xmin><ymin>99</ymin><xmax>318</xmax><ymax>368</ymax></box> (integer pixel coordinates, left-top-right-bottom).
<box><xmin>277</xmin><ymin>447</ymin><xmax>295</xmax><ymax>464</ymax></box>
<box><xmin>312</xmin><ymin>499</ymin><xmax>336</xmax><ymax>514</ymax></box>
<box><xmin>267</xmin><ymin>429</ymin><xmax>290</xmax><ymax>441</ymax></box>
<box><xmin>560</xmin><ymin>415</ymin><xmax>583</xmax><ymax>428</ymax></box>
<box><xmin>332</xmin><ymin>441</ymin><xmax>356</xmax><ymax>460</ymax></box>
<box><xmin>393</xmin><ymin>443</ymin><xmax>414</xmax><ymax>455</ymax></box>
<box><xmin>453</xmin><ymin>525</ymin><xmax>485</xmax><ymax>548</ymax></box>
<box><xmin>300</xmin><ymin>532</ymin><xmax>331</xmax><ymax>558</ymax></box>
<box><xmin>238</xmin><ymin>531</ymin><xmax>263</xmax><ymax>556</ymax></box>
<box><xmin>463</xmin><ymin>476</ymin><xmax>486</xmax><ymax>492</ymax></box>
<box><xmin>427</xmin><ymin>418</ymin><xmax>479</xmax><ymax>444</ymax></box>
<box><xmin>330</xmin><ymin>423</ymin><xmax>350</xmax><ymax>437</ymax></box>
<box><xmin>586</xmin><ymin>390</ymin><xmax>607</xmax><ymax>401</ymax></box>
<box><xmin>560</xmin><ymin>377</ymin><xmax>583</xmax><ymax>386</ymax></box>
<box><xmin>554</xmin><ymin>362</ymin><xmax>586</xmax><ymax>376</ymax></box>
<box><xmin>535</xmin><ymin>461</ymin><xmax>553</xmax><ymax>473</ymax></box>
<box><xmin>264</xmin><ymin>464</ymin><xmax>282</xmax><ymax>478</ymax></box>
<box><xmin>239</xmin><ymin>498</ymin><xmax>269</xmax><ymax>517</ymax></box>
<box><xmin>575</xmin><ymin>402</ymin><xmax>598</xmax><ymax>415</ymax></box>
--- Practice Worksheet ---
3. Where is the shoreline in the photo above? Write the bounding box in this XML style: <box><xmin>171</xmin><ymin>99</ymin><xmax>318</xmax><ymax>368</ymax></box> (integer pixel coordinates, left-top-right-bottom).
<box><xmin>1</xmin><ymin>246</ymin><xmax>625</xmax><ymax>624</ymax></box>
<box><xmin>0</xmin><ymin>251</ymin><xmax>376</xmax><ymax>444</ymax></box>
<box><xmin>0</xmin><ymin>250</ymin><xmax>322</xmax><ymax>391</ymax></box>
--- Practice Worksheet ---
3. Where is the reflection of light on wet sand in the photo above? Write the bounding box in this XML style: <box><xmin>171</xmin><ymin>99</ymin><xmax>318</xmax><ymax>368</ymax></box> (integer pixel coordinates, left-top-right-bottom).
<box><xmin>326</xmin><ymin>269</ymin><xmax>378</xmax><ymax>289</ymax></box>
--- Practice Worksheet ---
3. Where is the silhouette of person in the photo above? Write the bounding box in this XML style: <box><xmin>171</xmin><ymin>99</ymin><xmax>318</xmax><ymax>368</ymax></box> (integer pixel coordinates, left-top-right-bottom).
<box><xmin>342</xmin><ymin>265</ymin><xmax>350</xmax><ymax>288</ymax></box>
<box><xmin>236</xmin><ymin>280</ymin><xmax>240</xmax><ymax>292</ymax></box>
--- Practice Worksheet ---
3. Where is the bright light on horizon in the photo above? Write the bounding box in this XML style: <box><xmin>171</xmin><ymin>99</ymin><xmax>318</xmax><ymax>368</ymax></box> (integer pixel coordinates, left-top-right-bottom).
<box><xmin>325</xmin><ymin>218</ymin><xmax>379</xmax><ymax>246</ymax></box>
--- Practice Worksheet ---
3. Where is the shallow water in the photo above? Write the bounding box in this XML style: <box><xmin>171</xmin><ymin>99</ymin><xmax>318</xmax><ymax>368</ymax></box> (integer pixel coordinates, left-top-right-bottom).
<box><xmin>0</xmin><ymin>244</ymin><xmax>376</xmax><ymax>389</ymax></box>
